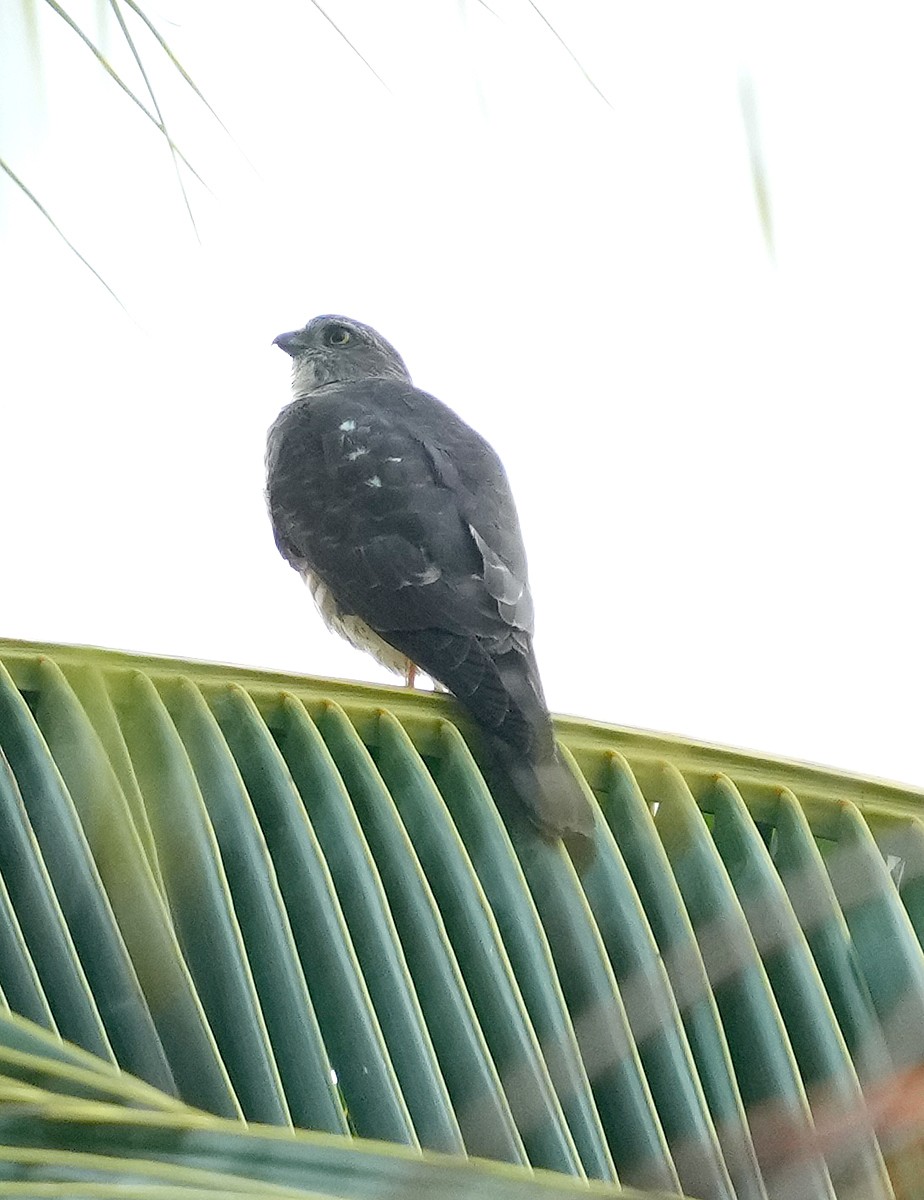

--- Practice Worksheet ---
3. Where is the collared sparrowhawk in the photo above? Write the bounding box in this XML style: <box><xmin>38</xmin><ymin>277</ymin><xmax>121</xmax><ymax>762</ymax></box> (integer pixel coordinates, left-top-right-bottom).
<box><xmin>267</xmin><ymin>314</ymin><xmax>594</xmax><ymax>838</ymax></box>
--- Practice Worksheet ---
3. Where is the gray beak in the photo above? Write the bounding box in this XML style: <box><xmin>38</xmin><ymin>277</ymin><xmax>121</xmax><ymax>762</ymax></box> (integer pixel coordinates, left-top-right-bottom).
<box><xmin>273</xmin><ymin>330</ymin><xmax>301</xmax><ymax>356</ymax></box>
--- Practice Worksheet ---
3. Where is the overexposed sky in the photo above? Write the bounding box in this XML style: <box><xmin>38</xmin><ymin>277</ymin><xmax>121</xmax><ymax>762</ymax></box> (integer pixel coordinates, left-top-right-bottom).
<box><xmin>1</xmin><ymin>1</ymin><xmax>922</xmax><ymax>787</ymax></box>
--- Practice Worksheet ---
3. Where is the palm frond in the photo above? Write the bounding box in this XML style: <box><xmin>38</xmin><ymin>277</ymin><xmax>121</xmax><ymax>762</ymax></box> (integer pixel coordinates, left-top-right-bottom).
<box><xmin>105</xmin><ymin>0</ymin><xmax>199</xmax><ymax>239</ymax></box>
<box><xmin>120</xmin><ymin>0</ymin><xmax>235</xmax><ymax>143</ymax></box>
<box><xmin>1</xmin><ymin>0</ymin><xmax>232</xmax><ymax>308</ymax></box>
<box><xmin>0</xmin><ymin>155</ymin><xmax>129</xmax><ymax>312</ymax></box>
<box><xmin>308</xmin><ymin>1</ymin><xmax>391</xmax><ymax>91</ymax></box>
<box><xmin>739</xmin><ymin>72</ymin><xmax>775</xmax><ymax>259</ymax></box>
<box><xmin>525</xmin><ymin>1</ymin><xmax>612</xmax><ymax>109</ymax></box>
<box><xmin>40</xmin><ymin>0</ymin><xmax>205</xmax><ymax>186</ymax></box>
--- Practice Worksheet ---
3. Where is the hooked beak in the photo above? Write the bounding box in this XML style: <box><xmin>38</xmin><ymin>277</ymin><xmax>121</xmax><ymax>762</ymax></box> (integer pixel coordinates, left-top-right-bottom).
<box><xmin>273</xmin><ymin>330</ymin><xmax>301</xmax><ymax>357</ymax></box>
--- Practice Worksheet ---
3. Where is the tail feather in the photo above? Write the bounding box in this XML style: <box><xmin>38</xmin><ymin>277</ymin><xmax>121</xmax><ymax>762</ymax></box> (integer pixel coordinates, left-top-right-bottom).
<box><xmin>492</xmin><ymin>736</ymin><xmax>596</xmax><ymax>838</ymax></box>
<box><xmin>383</xmin><ymin>627</ymin><xmax>595</xmax><ymax>837</ymax></box>
<box><xmin>387</xmin><ymin>630</ymin><xmax>548</xmax><ymax>754</ymax></box>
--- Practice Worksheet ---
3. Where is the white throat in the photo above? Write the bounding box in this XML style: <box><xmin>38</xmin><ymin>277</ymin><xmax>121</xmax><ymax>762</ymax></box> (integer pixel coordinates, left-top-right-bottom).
<box><xmin>291</xmin><ymin>357</ymin><xmax>327</xmax><ymax>397</ymax></box>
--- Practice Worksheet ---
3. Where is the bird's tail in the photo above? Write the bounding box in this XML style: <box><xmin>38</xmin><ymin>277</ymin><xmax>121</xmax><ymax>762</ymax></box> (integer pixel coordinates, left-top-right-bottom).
<box><xmin>490</xmin><ymin>735</ymin><xmax>596</xmax><ymax>838</ymax></box>
<box><xmin>386</xmin><ymin>628</ymin><xmax>596</xmax><ymax>837</ymax></box>
<box><xmin>468</xmin><ymin>643</ymin><xmax>596</xmax><ymax>838</ymax></box>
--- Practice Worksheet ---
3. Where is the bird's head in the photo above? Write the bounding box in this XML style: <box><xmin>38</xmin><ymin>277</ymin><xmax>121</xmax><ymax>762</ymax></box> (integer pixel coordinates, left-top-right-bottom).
<box><xmin>273</xmin><ymin>315</ymin><xmax>411</xmax><ymax>396</ymax></box>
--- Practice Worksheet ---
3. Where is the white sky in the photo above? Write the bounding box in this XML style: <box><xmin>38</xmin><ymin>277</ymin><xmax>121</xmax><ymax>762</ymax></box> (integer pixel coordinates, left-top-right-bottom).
<box><xmin>1</xmin><ymin>1</ymin><xmax>922</xmax><ymax>788</ymax></box>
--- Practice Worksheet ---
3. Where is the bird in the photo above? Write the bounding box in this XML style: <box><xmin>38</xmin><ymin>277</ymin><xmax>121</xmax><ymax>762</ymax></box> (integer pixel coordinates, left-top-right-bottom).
<box><xmin>266</xmin><ymin>314</ymin><xmax>594</xmax><ymax>838</ymax></box>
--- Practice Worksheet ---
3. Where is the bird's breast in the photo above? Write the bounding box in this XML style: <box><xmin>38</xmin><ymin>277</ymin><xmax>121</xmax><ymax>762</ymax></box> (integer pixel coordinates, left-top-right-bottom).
<box><xmin>301</xmin><ymin>568</ymin><xmax>413</xmax><ymax>677</ymax></box>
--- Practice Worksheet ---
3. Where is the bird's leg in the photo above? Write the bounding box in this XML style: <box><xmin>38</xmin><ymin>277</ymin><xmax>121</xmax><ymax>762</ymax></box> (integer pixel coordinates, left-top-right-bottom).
<box><xmin>404</xmin><ymin>661</ymin><xmax>418</xmax><ymax>689</ymax></box>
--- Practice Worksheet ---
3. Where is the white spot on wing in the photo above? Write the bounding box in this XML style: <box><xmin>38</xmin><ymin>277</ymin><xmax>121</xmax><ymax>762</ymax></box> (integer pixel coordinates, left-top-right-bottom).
<box><xmin>347</xmin><ymin>447</ymin><xmax>368</xmax><ymax>460</ymax></box>
<box><xmin>366</xmin><ymin>475</ymin><xmax>382</xmax><ymax>487</ymax></box>
<box><xmin>386</xmin><ymin>456</ymin><xmax>402</xmax><ymax>463</ymax></box>
<box><xmin>339</xmin><ymin>419</ymin><xmax>356</xmax><ymax>432</ymax></box>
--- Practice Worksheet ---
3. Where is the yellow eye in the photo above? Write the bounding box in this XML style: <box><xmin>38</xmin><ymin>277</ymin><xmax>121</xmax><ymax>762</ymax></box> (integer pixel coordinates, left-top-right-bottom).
<box><xmin>326</xmin><ymin>326</ymin><xmax>351</xmax><ymax>347</ymax></box>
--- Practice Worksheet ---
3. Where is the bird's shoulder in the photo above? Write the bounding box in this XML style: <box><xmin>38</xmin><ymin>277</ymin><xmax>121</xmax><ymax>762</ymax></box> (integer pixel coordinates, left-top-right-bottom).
<box><xmin>269</xmin><ymin>378</ymin><xmax>504</xmax><ymax>489</ymax></box>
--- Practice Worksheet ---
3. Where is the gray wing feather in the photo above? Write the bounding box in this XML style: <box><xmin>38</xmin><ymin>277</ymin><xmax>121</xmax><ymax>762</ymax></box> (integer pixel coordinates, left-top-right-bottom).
<box><xmin>468</xmin><ymin>525</ymin><xmax>534</xmax><ymax>633</ymax></box>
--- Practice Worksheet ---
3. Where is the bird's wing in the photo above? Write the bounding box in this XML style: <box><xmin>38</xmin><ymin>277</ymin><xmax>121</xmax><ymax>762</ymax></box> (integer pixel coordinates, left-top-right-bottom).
<box><xmin>267</xmin><ymin>379</ymin><xmax>551</xmax><ymax>753</ymax></box>
<box><xmin>267</xmin><ymin>379</ymin><xmax>533</xmax><ymax>651</ymax></box>
<box><xmin>268</xmin><ymin>377</ymin><xmax>593</xmax><ymax>836</ymax></box>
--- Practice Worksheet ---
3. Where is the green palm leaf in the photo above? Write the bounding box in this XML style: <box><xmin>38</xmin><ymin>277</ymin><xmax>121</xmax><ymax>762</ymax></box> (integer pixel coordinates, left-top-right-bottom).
<box><xmin>1</xmin><ymin>638</ymin><xmax>923</xmax><ymax>1195</ymax></box>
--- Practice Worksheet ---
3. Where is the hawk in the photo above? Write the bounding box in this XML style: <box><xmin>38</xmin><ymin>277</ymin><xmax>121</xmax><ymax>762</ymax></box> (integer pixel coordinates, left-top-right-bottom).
<box><xmin>266</xmin><ymin>314</ymin><xmax>594</xmax><ymax>837</ymax></box>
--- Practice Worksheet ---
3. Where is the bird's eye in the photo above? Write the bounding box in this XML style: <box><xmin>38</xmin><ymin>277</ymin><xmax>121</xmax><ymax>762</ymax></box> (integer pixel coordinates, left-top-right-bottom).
<box><xmin>325</xmin><ymin>326</ymin><xmax>351</xmax><ymax>347</ymax></box>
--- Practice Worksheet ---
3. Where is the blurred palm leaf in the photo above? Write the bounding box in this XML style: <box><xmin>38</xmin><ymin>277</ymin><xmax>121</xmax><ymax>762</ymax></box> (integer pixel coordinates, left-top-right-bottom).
<box><xmin>0</xmin><ymin>155</ymin><xmax>129</xmax><ymax>310</ymax></box>
<box><xmin>739</xmin><ymin>72</ymin><xmax>774</xmax><ymax>258</ymax></box>
<box><xmin>2</xmin><ymin>2</ymin><xmax>625</xmax><ymax>306</ymax></box>
<box><xmin>1</xmin><ymin>0</ymin><xmax>221</xmax><ymax>301</ymax></box>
